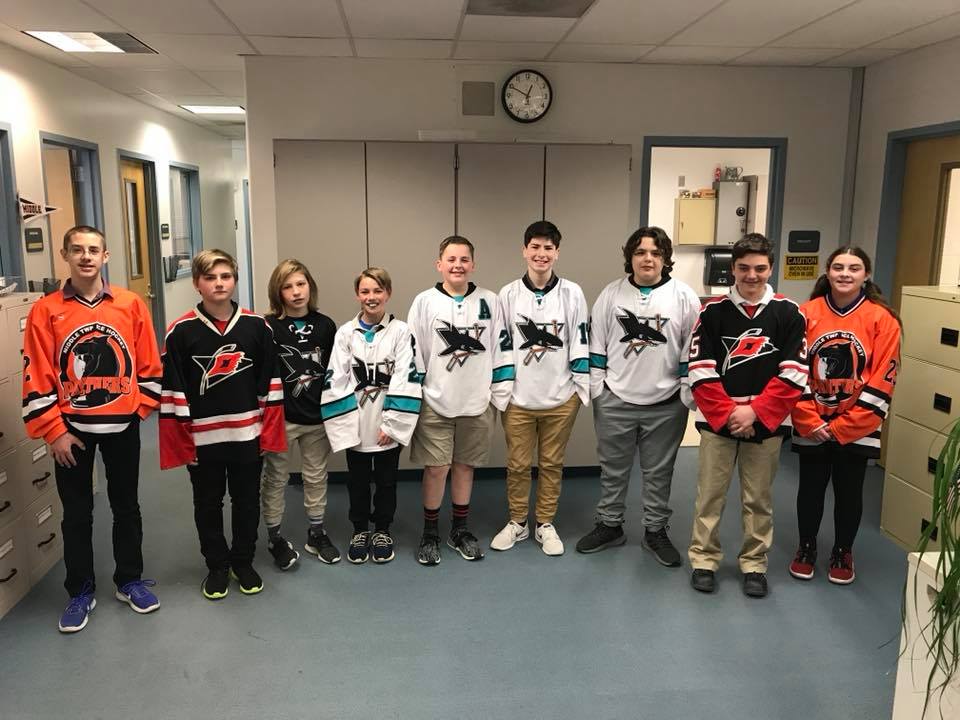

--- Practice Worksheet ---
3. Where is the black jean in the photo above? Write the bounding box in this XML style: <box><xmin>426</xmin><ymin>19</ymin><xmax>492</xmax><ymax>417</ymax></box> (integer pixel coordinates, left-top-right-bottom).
<box><xmin>188</xmin><ymin>458</ymin><xmax>262</xmax><ymax>571</ymax></box>
<box><xmin>796</xmin><ymin>443</ymin><xmax>868</xmax><ymax>550</ymax></box>
<box><xmin>345</xmin><ymin>446</ymin><xmax>400</xmax><ymax>532</ymax></box>
<box><xmin>55</xmin><ymin>420</ymin><xmax>143</xmax><ymax>597</ymax></box>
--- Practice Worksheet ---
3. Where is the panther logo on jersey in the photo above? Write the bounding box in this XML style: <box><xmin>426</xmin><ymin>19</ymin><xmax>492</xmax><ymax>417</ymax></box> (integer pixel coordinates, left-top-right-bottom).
<box><xmin>616</xmin><ymin>308</ymin><xmax>668</xmax><ymax>358</ymax></box>
<box><xmin>352</xmin><ymin>358</ymin><xmax>394</xmax><ymax>406</ymax></box>
<box><xmin>58</xmin><ymin>322</ymin><xmax>134</xmax><ymax>409</ymax></box>
<box><xmin>515</xmin><ymin>315</ymin><xmax>563</xmax><ymax>365</ymax></box>
<box><xmin>435</xmin><ymin>321</ymin><xmax>486</xmax><ymax>371</ymax></box>
<box><xmin>808</xmin><ymin>331</ymin><xmax>866</xmax><ymax>406</ymax></box>
<box><xmin>721</xmin><ymin>328</ymin><xmax>778</xmax><ymax>373</ymax></box>
<box><xmin>278</xmin><ymin>344</ymin><xmax>325</xmax><ymax>398</ymax></box>
<box><xmin>193</xmin><ymin>344</ymin><xmax>253</xmax><ymax>395</ymax></box>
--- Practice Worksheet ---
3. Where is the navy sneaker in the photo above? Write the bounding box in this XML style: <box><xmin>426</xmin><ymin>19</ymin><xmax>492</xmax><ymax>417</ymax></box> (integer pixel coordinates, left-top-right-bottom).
<box><xmin>59</xmin><ymin>584</ymin><xmax>96</xmax><ymax>633</ymax></box>
<box><xmin>114</xmin><ymin>579</ymin><xmax>160</xmax><ymax>614</ymax></box>
<box><xmin>348</xmin><ymin>531</ymin><xmax>371</xmax><ymax>564</ymax></box>
<box><xmin>370</xmin><ymin>531</ymin><xmax>395</xmax><ymax>564</ymax></box>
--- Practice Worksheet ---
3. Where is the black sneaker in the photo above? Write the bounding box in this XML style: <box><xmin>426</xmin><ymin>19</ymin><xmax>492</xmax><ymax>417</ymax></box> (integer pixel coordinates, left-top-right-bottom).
<box><xmin>347</xmin><ymin>531</ymin><xmax>371</xmax><ymax>564</ymax></box>
<box><xmin>743</xmin><ymin>572</ymin><xmax>769</xmax><ymax>598</ymax></box>
<box><xmin>417</xmin><ymin>532</ymin><xmax>442</xmax><ymax>566</ymax></box>
<box><xmin>575</xmin><ymin>522</ymin><xmax>626</xmax><ymax>553</ymax></box>
<box><xmin>230</xmin><ymin>565</ymin><xmax>264</xmax><ymax>595</ymax></box>
<box><xmin>642</xmin><ymin>527</ymin><xmax>682</xmax><ymax>567</ymax></box>
<box><xmin>305</xmin><ymin>528</ymin><xmax>342</xmax><ymax>564</ymax></box>
<box><xmin>447</xmin><ymin>527</ymin><xmax>484</xmax><ymax>561</ymax></box>
<box><xmin>691</xmin><ymin>569</ymin><xmax>716</xmax><ymax>593</ymax></box>
<box><xmin>267</xmin><ymin>535</ymin><xmax>300</xmax><ymax>570</ymax></box>
<box><xmin>370</xmin><ymin>531</ymin><xmax>395</xmax><ymax>564</ymax></box>
<box><xmin>202</xmin><ymin>567</ymin><xmax>230</xmax><ymax>600</ymax></box>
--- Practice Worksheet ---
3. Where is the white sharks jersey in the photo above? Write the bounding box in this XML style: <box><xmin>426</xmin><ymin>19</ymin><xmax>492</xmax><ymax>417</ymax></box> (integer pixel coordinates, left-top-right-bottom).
<box><xmin>589</xmin><ymin>275</ymin><xmax>700</xmax><ymax>406</ymax></box>
<box><xmin>320</xmin><ymin>315</ymin><xmax>421</xmax><ymax>453</ymax></box>
<box><xmin>407</xmin><ymin>283</ymin><xmax>507</xmax><ymax>418</ymax></box>
<box><xmin>492</xmin><ymin>275</ymin><xmax>590</xmax><ymax>411</ymax></box>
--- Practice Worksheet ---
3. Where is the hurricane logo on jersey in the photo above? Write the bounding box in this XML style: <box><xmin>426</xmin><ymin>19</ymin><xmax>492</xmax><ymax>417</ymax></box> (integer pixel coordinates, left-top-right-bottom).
<box><xmin>720</xmin><ymin>328</ymin><xmax>778</xmax><ymax>373</ymax></box>
<box><xmin>278</xmin><ymin>344</ymin><xmax>325</xmax><ymax>398</ymax></box>
<box><xmin>58</xmin><ymin>322</ymin><xmax>134</xmax><ymax>409</ymax></box>
<box><xmin>808</xmin><ymin>331</ymin><xmax>866</xmax><ymax>406</ymax></box>
<box><xmin>352</xmin><ymin>357</ymin><xmax>394</xmax><ymax>406</ymax></box>
<box><xmin>193</xmin><ymin>343</ymin><xmax>253</xmax><ymax>395</ymax></box>
<box><xmin>516</xmin><ymin>315</ymin><xmax>563</xmax><ymax>365</ymax></box>
<box><xmin>616</xmin><ymin>308</ymin><xmax>668</xmax><ymax>358</ymax></box>
<box><xmin>435</xmin><ymin>321</ymin><xmax>486</xmax><ymax>371</ymax></box>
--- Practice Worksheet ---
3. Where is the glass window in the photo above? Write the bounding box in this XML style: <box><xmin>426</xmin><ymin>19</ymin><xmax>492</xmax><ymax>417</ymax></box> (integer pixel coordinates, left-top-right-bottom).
<box><xmin>169</xmin><ymin>166</ymin><xmax>201</xmax><ymax>277</ymax></box>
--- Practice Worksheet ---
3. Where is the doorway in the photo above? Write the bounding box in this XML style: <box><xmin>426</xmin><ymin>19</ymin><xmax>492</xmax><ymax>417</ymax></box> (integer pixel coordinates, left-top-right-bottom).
<box><xmin>117</xmin><ymin>155</ymin><xmax>164</xmax><ymax>333</ymax></box>
<box><xmin>0</xmin><ymin>123</ymin><xmax>21</xmax><ymax>280</ymax></box>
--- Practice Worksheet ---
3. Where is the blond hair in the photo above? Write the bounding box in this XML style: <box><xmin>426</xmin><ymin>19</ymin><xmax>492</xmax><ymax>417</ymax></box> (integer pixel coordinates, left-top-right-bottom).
<box><xmin>191</xmin><ymin>249</ymin><xmax>238</xmax><ymax>282</ymax></box>
<box><xmin>267</xmin><ymin>259</ymin><xmax>319</xmax><ymax>317</ymax></box>
<box><xmin>354</xmin><ymin>267</ymin><xmax>392</xmax><ymax>294</ymax></box>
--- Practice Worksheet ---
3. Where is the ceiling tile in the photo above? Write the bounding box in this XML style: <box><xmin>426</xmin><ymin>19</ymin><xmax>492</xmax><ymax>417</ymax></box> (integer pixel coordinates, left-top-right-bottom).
<box><xmin>818</xmin><ymin>47</ymin><xmax>905</xmax><ymax>66</ymax></box>
<box><xmin>730</xmin><ymin>47</ymin><xmax>844</xmax><ymax>66</ymax></box>
<box><xmin>118</xmin><ymin>69</ymin><xmax>220</xmax><ymax>94</ymax></box>
<box><xmin>215</xmin><ymin>0</ymin><xmax>344</xmax><ymax>37</ymax></box>
<box><xmin>79</xmin><ymin>51</ymin><xmax>182</xmax><ymax>69</ymax></box>
<box><xmin>194</xmin><ymin>70</ymin><xmax>244</xmax><ymax>95</ymax></box>
<box><xmin>83</xmin><ymin>0</ymin><xmax>235</xmax><ymax>34</ymax></box>
<box><xmin>453</xmin><ymin>41</ymin><xmax>553</xmax><ymax>60</ymax></box>
<box><xmin>641</xmin><ymin>45</ymin><xmax>751</xmax><ymax>64</ymax></box>
<box><xmin>669</xmin><ymin>0</ymin><xmax>853</xmax><ymax>47</ymax></box>
<box><xmin>136</xmin><ymin>33</ymin><xmax>253</xmax><ymax>70</ymax></box>
<box><xmin>775</xmin><ymin>0</ymin><xmax>960</xmax><ymax>48</ymax></box>
<box><xmin>0</xmin><ymin>0</ymin><xmax>123</xmax><ymax>31</ymax></box>
<box><xmin>549</xmin><ymin>42</ymin><xmax>654</xmax><ymax>62</ymax></box>
<box><xmin>248</xmin><ymin>36</ymin><xmax>352</xmax><ymax>56</ymax></box>
<box><xmin>158</xmin><ymin>94</ymin><xmax>244</xmax><ymax>106</ymax></box>
<box><xmin>354</xmin><ymin>39</ymin><xmax>453</xmax><ymax>58</ymax></box>
<box><xmin>68</xmin><ymin>66</ymin><xmax>142</xmax><ymax>93</ymax></box>
<box><xmin>567</xmin><ymin>0</ymin><xmax>726</xmax><ymax>44</ymax></box>
<box><xmin>129</xmin><ymin>91</ymin><xmax>200</xmax><ymax>117</ymax></box>
<box><xmin>0</xmin><ymin>25</ymin><xmax>91</xmax><ymax>66</ymax></box>
<box><xmin>460</xmin><ymin>15</ymin><xmax>575</xmax><ymax>42</ymax></box>
<box><xmin>871</xmin><ymin>11</ymin><xmax>960</xmax><ymax>49</ymax></box>
<box><xmin>343</xmin><ymin>0</ymin><xmax>463</xmax><ymax>39</ymax></box>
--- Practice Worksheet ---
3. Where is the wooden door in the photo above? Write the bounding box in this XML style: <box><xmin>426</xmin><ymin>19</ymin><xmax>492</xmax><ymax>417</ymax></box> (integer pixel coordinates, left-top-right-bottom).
<box><xmin>119</xmin><ymin>159</ymin><xmax>153</xmax><ymax>315</ymax></box>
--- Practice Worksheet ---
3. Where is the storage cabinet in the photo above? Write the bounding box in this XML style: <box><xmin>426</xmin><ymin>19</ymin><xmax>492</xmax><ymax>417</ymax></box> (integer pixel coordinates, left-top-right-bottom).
<box><xmin>882</xmin><ymin>286</ymin><xmax>960</xmax><ymax>550</ymax></box>
<box><xmin>673</xmin><ymin>197</ymin><xmax>716</xmax><ymax>245</ymax></box>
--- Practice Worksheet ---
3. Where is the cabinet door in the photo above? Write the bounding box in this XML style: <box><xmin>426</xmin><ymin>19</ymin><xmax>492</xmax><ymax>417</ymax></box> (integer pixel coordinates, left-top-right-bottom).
<box><xmin>675</xmin><ymin>198</ymin><xmax>716</xmax><ymax>245</ymax></box>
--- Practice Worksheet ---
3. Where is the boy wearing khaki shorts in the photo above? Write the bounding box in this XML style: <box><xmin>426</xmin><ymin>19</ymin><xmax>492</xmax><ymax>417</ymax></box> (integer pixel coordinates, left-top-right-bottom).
<box><xmin>407</xmin><ymin>236</ymin><xmax>508</xmax><ymax>565</ymax></box>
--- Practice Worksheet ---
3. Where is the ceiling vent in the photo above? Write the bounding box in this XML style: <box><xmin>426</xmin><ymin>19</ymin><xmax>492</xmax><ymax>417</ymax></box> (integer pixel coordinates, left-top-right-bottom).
<box><xmin>465</xmin><ymin>0</ymin><xmax>596</xmax><ymax>18</ymax></box>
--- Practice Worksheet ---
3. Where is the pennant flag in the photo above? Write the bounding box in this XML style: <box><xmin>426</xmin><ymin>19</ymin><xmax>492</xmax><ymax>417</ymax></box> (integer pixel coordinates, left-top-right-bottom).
<box><xmin>19</xmin><ymin>195</ymin><xmax>59</xmax><ymax>222</ymax></box>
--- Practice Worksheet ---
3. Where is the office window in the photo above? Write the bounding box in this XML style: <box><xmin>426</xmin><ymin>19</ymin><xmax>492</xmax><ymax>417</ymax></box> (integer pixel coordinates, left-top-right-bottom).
<box><xmin>169</xmin><ymin>165</ymin><xmax>201</xmax><ymax>278</ymax></box>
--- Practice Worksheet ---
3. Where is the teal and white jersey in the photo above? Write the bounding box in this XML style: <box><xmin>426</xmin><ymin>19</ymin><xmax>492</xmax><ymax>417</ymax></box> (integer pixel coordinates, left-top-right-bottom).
<box><xmin>492</xmin><ymin>274</ymin><xmax>590</xmax><ymax>411</ymax></box>
<box><xmin>589</xmin><ymin>275</ymin><xmax>700</xmax><ymax>406</ymax></box>
<box><xmin>320</xmin><ymin>314</ymin><xmax>421</xmax><ymax>453</ymax></box>
<box><xmin>407</xmin><ymin>282</ymin><xmax>507</xmax><ymax>418</ymax></box>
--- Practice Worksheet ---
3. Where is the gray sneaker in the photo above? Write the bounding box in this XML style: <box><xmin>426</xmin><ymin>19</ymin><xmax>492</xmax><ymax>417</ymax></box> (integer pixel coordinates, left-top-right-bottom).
<box><xmin>447</xmin><ymin>527</ymin><xmax>484</xmax><ymax>561</ymax></box>
<box><xmin>575</xmin><ymin>523</ymin><xmax>626</xmax><ymax>553</ymax></box>
<box><xmin>641</xmin><ymin>527</ymin><xmax>682</xmax><ymax>567</ymax></box>
<box><xmin>417</xmin><ymin>533</ymin><xmax>441</xmax><ymax>566</ymax></box>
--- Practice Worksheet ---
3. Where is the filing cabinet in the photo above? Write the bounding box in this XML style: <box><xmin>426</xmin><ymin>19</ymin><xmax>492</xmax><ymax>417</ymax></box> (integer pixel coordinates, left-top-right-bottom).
<box><xmin>882</xmin><ymin>286</ymin><xmax>960</xmax><ymax>550</ymax></box>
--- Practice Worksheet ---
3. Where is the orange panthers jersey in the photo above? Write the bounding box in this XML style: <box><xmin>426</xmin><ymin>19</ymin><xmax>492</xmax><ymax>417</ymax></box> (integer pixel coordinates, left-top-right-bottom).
<box><xmin>791</xmin><ymin>293</ymin><xmax>901</xmax><ymax>456</ymax></box>
<box><xmin>21</xmin><ymin>283</ymin><xmax>162</xmax><ymax>443</ymax></box>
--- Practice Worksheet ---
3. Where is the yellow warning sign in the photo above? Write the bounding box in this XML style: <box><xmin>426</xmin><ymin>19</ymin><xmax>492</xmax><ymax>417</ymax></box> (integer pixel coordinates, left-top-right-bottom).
<box><xmin>784</xmin><ymin>254</ymin><xmax>819</xmax><ymax>281</ymax></box>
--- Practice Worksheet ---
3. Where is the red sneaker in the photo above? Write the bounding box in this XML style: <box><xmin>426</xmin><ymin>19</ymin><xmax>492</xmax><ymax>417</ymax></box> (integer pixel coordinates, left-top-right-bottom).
<box><xmin>789</xmin><ymin>541</ymin><xmax>817</xmax><ymax>580</ymax></box>
<box><xmin>828</xmin><ymin>548</ymin><xmax>856</xmax><ymax>585</ymax></box>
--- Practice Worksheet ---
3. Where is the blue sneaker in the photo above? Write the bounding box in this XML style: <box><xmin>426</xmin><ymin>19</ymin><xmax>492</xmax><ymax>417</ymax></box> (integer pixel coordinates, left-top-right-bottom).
<box><xmin>59</xmin><ymin>586</ymin><xmax>96</xmax><ymax>633</ymax></box>
<box><xmin>115</xmin><ymin>579</ymin><xmax>160</xmax><ymax>614</ymax></box>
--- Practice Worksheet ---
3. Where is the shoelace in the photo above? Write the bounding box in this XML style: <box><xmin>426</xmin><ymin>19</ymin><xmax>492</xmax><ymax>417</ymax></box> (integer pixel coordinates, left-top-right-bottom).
<box><xmin>350</xmin><ymin>532</ymin><xmax>369</xmax><ymax>546</ymax></box>
<box><xmin>829</xmin><ymin>550</ymin><xmax>852</xmax><ymax>569</ymax></box>
<box><xmin>65</xmin><ymin>592</ymin><xmax>94</xmax><ymax>616</ymax></box>
<box><xmin>371</xmin><ymin>533</ymin><xmax>392</xmax><ymax>547</ymax></box>
<box><xmin>119</xmin><ymin>579</ymin><xmax>157</xmax><ymax>601</ymax></box>
<box><xmin>795</xmin><ymin>546</ymin><xmax>816</xmax><ymax>564</ymax></box>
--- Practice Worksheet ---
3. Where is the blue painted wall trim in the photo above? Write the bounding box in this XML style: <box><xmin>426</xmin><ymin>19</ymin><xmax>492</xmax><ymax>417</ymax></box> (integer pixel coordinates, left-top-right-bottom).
<box><xmin>0</xmin><ymin>121</ymin><xmax>23</xmax><ymax>280</ymax></box>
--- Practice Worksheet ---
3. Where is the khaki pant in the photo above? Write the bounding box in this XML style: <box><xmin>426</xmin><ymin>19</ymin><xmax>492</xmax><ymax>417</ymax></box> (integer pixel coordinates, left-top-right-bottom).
<box><xmin>502</xmin><ymin>394</ymin><xmax>580</xmax><ymax>524</ymax></box>
<box><xmin>688</xmin><ymin>431</ymin><xmax>783</xmax><ymax>573</ymax></box>
<box><xmin>261</xmin><ymin>422</ymin><xmax>332</xmax><ymax>528</ymax></box>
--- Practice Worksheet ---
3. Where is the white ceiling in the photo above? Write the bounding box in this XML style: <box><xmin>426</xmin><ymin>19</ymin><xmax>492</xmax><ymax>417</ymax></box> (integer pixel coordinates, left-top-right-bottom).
<box><xmin>1</xmin><ymin>0</ymin><xmax>959</xmax><ymax>139</ymax></box>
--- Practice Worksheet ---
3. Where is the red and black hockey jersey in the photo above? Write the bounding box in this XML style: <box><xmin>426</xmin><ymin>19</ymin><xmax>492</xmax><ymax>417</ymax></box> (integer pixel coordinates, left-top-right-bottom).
<box><xmin>22</xmin><ymin>282</ymin><xmax>162</xmax><ymax>443</ymax></box>
<box><xmin>159</xmin><ymin>303</ymin><xmax>286</xmax><ymax>469</ymax></box>
<box><xmin>687</xmin><ymin>285</ymin><xmax>808</xmax><ymax>441</ymax></box>
<box><xmin>792</xmin><ymin>293</ymin><xmax>901</xmax><ymax>457</ymax></box>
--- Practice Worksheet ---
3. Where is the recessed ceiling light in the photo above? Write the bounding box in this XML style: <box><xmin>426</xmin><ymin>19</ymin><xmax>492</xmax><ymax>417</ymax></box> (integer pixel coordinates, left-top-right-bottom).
<box><xmin>180</xmin><ymin>105</ymin><xmax>246</xmax><ymax>115</ymax></box>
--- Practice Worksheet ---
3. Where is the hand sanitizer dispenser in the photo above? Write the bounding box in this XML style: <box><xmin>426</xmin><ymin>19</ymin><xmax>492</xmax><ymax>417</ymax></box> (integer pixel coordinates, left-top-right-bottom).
<box><xmin>704</xmin><ymin>248</ymin><xmax>734</xmax><ymax>287</ymax></box>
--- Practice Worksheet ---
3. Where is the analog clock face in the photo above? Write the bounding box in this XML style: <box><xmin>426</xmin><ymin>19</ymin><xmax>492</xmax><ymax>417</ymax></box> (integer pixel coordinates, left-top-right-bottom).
<box><xmin>502</xmin><ymin>70</ymin><xmax>552</xmax><ymax>123</ymax></box>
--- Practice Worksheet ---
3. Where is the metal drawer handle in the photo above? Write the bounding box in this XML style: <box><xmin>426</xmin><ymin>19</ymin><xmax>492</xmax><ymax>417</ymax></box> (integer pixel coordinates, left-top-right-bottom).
<box><xmin>0</xmin><ymin>568</ymin><xmax>17</xmax><ymax>583</ymax></box>
<box><xmin>0</xmin><ymin>501</ymin><xmax>10</xmax><ymax>513</ymax></box>
<box><xmin>37</xmin><ymin>532</ymin><xmax>56</xmax><ymax>548</ymax></box>
<box><xmin>941</xmin><ymin>327</ymin><xmax>959</xmax><ymax>347</ymax></box>
<box><xmin>933</xmin><ymin>393</ymin><xmax>952</xmax><ymax>414</ymax></box>
<box><xmin>32</xmin><ymin>472</ymin><xmax>51</xmax><ymax>486</ymax></box>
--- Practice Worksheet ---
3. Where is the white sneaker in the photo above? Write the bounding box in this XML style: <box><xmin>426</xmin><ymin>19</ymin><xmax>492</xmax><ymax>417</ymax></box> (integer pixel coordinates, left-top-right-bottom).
<box><xmin>535</xmin><ymin>523</ymin><xmax>564</xmax><ymax>556</ymax></box>
<box><xmin>490</xmin><ymin>521</ymin><xmax>529</xmax><ymax>551</ymax></box>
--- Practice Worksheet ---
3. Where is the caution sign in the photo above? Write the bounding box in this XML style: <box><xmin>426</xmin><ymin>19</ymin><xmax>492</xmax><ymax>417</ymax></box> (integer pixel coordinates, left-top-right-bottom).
<box><xmin>784</xmin><ymin>254</ymin><xmax>819</xmax><ymax>281</ymax></box>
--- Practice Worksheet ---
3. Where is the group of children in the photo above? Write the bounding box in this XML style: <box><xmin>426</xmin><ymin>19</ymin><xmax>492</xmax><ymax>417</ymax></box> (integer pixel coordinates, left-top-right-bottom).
<box><xmin>21</xmin><ymin>221</ymin><xmax>901</xmax><ymax>633</ymax></box>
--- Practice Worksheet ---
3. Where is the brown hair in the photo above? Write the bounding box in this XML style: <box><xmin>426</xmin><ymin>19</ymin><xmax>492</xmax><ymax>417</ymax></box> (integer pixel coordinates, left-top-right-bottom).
<box><xmin>63</xmin><ymin>225</ymin><xmax>106</xmax><ymax>251</ymax></box>
<box><xmin>810</xmin><ymin>246</ymin><xmax>901</xmax><ymax>326</ymax></box>
<box><xmin>438</xmin><ymin>235</ymin><xmax>474</xmax><ymax>259</ymax></box>
<box><xmin>731</xmin><ymin>233</ymin><xmax>775</xmax><ymax>264</ymax></box>
<box><xmin>622</xmin><ymin>226</ymin><xmax>673</xmax><ymax>275</ymax></box>
<box><xmin>267</xmin><ymin>259</ymin><xmax>318</xmax><ymax>317</ymax></box>
<box><xmin>354</xmin><ymin>267</ymin><xmax>392</xmax><ymax>295</ymax></box>
<box><xmin>192</xmin><ymin>249</ymin><xmax>238</xmax><ymax>282</ymax></box>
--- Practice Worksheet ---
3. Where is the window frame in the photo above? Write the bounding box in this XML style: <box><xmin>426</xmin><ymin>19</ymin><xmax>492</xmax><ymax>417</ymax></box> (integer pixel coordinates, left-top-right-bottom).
<box><xmin>168</xmin><ymin>161</ymin><xmax>203</xmax><ymax>280</ymax></box>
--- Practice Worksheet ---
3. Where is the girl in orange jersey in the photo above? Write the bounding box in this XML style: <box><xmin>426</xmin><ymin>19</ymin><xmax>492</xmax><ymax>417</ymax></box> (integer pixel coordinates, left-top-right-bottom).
<box><xmin>789</xmin><ymin>247</ymin><xmax>901</xmax><ymax>585</ymax></box>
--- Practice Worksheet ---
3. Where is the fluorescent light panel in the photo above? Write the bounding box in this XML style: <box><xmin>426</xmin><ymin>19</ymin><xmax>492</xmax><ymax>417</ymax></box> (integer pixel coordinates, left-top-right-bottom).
<box><xmin>25</xmin><ymin>31</ymin><xmax>124</xmax><ymax>53</ymax></box>
<box><xmin>180</xmin><ymin>105</ymin><xmax>246</xmax><ymax>115</ymax></box>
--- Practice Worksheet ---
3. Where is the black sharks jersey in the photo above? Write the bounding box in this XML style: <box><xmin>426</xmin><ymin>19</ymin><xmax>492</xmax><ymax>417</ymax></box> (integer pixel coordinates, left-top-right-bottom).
<box><xmin>266</xmin><ymin>310</ymin><xmax>335</xmax><ymax>425</ymax></box>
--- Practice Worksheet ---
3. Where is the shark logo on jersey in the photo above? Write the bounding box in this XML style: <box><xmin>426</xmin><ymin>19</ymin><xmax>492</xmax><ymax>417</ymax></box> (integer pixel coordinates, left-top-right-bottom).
<box><xmin>720</xmin><ymin>328</ymin><xmax>778</xmax><ymax>373</ymax></box>
<box><xmin>435</xmin><ymin>321</ymin><xmax>486</xmax><ymax>371</ymax></box>
<box><xmin>193</xmin><ymin>343</ymin><xmax>253</xmax><ymax>395</ymax></box>
<box><xmin>616</xmin><ymin>308</ymin><xmax>669</xmax><ymax>358</ymax></box>
<box><xmin>352</xmin><ymin>357</ymin><xmax>394</xmax><ymax>406</ymax></box>
<box><xmin>515</xmin><ymin>315</ymin><xmax>563</xmax><ymax>365</ymax></box>
<box><xmin>278</xmin><ymin>344</ymin><xmax>325</xmax><ymax>398</ymax></box>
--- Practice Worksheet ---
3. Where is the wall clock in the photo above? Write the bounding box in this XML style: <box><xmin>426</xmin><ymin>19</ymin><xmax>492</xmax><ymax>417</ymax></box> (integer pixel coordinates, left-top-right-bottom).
<box><xmin>502</xmin><ymin>69</ymin><xmax>552</xmax><ymax>123</ymax></box>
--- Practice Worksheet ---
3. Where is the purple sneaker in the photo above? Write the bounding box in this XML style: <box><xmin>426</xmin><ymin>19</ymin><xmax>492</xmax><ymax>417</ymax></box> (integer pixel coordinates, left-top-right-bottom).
<box><xmin>115</xmin><ymin>579</ymin><xmax>160</xmax><ymax>614</ymax></box>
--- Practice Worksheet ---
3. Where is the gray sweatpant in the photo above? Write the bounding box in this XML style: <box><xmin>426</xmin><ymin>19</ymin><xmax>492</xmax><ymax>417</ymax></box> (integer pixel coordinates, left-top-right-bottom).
<box><xmin>592</xmin><ymin>386</ymin><xmax>688</xmax><ymax>530</ymax></box>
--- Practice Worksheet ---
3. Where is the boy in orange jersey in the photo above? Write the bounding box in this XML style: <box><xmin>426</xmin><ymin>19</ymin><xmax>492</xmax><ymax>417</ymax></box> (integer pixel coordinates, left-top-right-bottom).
<box><xmin>22</xmin><ymin>226</ymin><xmax>162</xmax><ymax>633</ymax></box>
